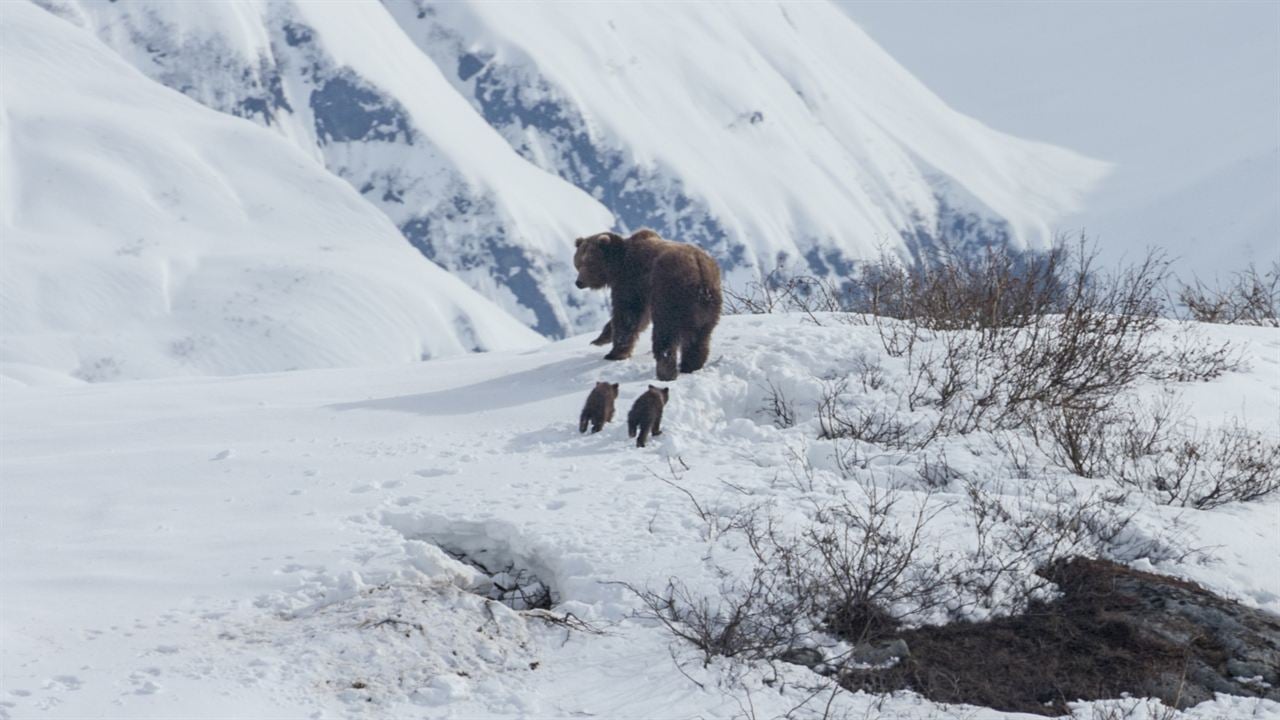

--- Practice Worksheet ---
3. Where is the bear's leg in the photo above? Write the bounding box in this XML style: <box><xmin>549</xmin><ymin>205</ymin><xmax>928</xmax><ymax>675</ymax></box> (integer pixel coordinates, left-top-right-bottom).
<box><xmin>637</xmin><ymin>424</ymin><xmax>650</xmax><ymax>448</ymax></box>
<box><xmin>678</xmin><ymin>326</ymin><xmax>713</xmax><ymax>374</ymax></box>
<box><xmin>652</xmin><ymin>411</ymin><xmax>663</xmax><ymax>436</ymax></box>
<box><xmin>589</xmin><ymin>320</ymin><xmax>613</xmax><ymax>346</ymax></box>
<box><xmin>653</xmin><ymin>323</ymin><xmax>680</xmax><ymax>381</ymax></box>
<box><xmin>605</xmin><ymin>306</ymin><xmax>649</xmax><ymax>361</ymax></box>
<box><xmin>628</xmin><ymin>419</ymin><xmax>638</xmax><ymax>438</ymax></box>
<box><xmin>591</xmin><ymin>419</ymin><xmax>604</xmax><ymax>433</ymax></box>
<box><xmin>579</xmin><ymin>413</ymin><xmax>589</xmax><ymax>434</ymax></box>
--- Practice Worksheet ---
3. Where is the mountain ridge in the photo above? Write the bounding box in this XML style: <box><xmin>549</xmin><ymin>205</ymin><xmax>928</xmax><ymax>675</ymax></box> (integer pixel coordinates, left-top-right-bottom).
<box><xmin>33</xmin><ymin>0</ymin><xmax>1107</xmax><ymax>338</ymax></box>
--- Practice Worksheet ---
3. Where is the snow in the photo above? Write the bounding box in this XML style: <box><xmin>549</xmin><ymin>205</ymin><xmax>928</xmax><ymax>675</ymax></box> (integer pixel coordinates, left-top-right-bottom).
<box><xmin>3</xmin><ymin>312</ymin><xmax>1277</xmax><ymax>718</ymax></box>
<box><xmin>2</xmin><ymin>3</ymin><xmax>1276</xmax><ymax>718</ymax></box>
<box><xmin>33</xmin><ymin>0</ymin><xmax>617</xmax><ymax>337</ymax></box>
<box><xmin>391</xmin><ymin>1</ymin><xmax>1109</xmax><ymax>271</ymax></box>
<box><xmin>40</xmin><ymin>0</ymin><xmax>1111</xmax><ymax>337</ymax></box>
<box><xmin>0</xmin><ymin>2</ymin><xmax>543</xmax><ymax>384</ymax></box>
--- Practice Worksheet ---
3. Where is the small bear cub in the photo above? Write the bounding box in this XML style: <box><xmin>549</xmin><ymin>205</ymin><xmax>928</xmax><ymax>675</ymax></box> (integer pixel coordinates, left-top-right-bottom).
<box><xmin>579</xmin><ymin>381</ymin><xmax>620</xmax><ymax>434</ymax></box>
<box><xmin>627</xmin><ymin>385</ymin><xmax>669</xmax><ymax>448</ymax></box>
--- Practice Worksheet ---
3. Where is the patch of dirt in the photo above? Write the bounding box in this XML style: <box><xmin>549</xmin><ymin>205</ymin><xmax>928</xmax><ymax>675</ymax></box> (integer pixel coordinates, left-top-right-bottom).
<box><xmin>840</xmin><ymin>557</ymin><xmax>1280</xmax><ymax>715</ymax></box>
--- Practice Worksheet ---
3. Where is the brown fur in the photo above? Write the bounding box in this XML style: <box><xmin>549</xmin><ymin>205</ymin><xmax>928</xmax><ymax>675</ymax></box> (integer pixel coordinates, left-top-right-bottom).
<box><xmin>627</xmin><ymin>385</ymin><xmax>669</xmax><ymax>448</ymax></box>
<box><xmin>573</xmin><ymin>229</ymin><xmax>722</xmax><ymax>381</ymax></box>
<box><xmin>578</xmin><ymin>381</ymin><xmax>619</xmax><ymax>434</ymax></box>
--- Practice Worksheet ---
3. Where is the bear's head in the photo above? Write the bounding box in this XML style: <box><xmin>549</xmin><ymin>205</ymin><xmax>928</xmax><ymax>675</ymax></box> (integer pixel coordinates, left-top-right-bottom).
<box><xmin>573</xmin><ymin>232</ymin><xmax>626</xmax><ymax>289</ymax></box>
<box><xmin>596</xmin><ymin>381</ymin><xmax>620</xmax><ymax>399</ymax></box>
<box><xmin>648</xmin><ymin>385</ymin><xmax>670</xmax><ymax>404</ymax></box>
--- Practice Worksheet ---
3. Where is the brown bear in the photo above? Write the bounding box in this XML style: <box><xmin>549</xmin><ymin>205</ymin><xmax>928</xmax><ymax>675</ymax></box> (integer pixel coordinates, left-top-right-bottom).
<box><xmin>573</xmin><ymin>229</ymin><xmax>722</xmax><ymax>381</ymax></box>
<box><xmin>578</xmin><ymin>381</ymin><xmax>619</xmax><ymax>434</ymax></box>
<box><xmin>627</xmin><ymin>385</ymin><xmax>669</xmax><ymax>448</ymax></box>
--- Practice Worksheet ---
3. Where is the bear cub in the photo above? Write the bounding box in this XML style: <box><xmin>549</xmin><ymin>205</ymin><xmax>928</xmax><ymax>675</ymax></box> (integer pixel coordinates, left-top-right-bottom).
<box><xmin>579</xmin><ymin>381</ymin><xmax>620</xmax><ymax>434</ymax></box>
<box><xmin>627</xmin><ymin>385</ymin><xmax>670</xmax><ymax>448</ymax></box>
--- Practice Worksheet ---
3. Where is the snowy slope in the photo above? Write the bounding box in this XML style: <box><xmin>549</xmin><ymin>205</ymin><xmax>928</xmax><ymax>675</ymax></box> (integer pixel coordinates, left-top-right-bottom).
<box><xmin>1085</xmin><ymin>146</ymin><xmax>1280</xmax><ymax>274</ymax></box>
<box><xmin>388</xmin><ymin>0</ymin><xmax>1110</xmax><ymax>283</ymax></box>
<box><xmin>38</xmin><ymin>0</ymin><xmax>1108</xmax><ymax>333</ymax></box>
<box><xmin>33</xmin><ymin>0</ymin><xmax>616</xmax><ymax>337</ymax></box>
<box><xmin>3</xmin><ymin>314</ymin><xmax>1277</xmax><ymax>718</ymax></box>
<box><xmin>0</xmin><ymin>2</ymin><xmax>543</xmax><ymax>385</ymax></box>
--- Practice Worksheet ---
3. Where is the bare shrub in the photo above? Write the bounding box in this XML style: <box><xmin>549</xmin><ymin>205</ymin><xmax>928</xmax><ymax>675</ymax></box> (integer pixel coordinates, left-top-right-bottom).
<box><xmin>990</xmin><ymin>247</ymin><xmax>1167</xmax><ymax>420</ymax></box>
<box><xmin>725</xmin><ymin>264</ymin><xmax>846</xmax><ymax>321</ymax></box>
<box><xmin>625</xmin><ymin>485</ymin><xmax>957</xmax><ymax>667</ymax></box>
<box><xmin>849</xmin><ymin>354</ymin><xmax>886</xmax><ymax>392</ymax></box>
<box><xmin>1030</xmin><ymin>390</ymin><xmax>1280</xmax><ymax>509</ymax></box>
<box><xmin>957</xmin><ymin>474</ymin><xmax>1194</xmax><ymax>616</ymax></box>
<box><xmin>1040</xmin><ymin>404</ymin><xmax>1117</xmax><ymax>478</ymax></box>
<box><xmin>625</xmin><ymin>566</ymin><xmax>807</xmax><ymax>667</ymax></box>
<box><xmin>1115</xmin><ymin>416</ymin><xmax>1280</xmax><ymax>509</ymax></box>
<box><xmin>847</xmin><ymin>243</ymin><xmax>1070</xmax><ymax>335</ymax></box>
<box><xmin>1178</xmin><ymin>261</ymin><xmax>1280</xmax><ymax>327</ymax></box>
<box><xmin>1146</xmin><ymin>324</ymin><xmax>1244</xmax><ymax>383</ymax></box>
<box><xmin>842</xmin><ymin>244</ymin><xmax>1185</xmax><ymax>444</ymax></box>
<box><xmin>816</xmin><ymin>378</ymin><xmax>912</xmax><ymax>447</ymax></box>
<box><xmin>761</xmin><ymin>380</ymin><xmax>796</xmax><ymax>429</ymax></box>
<box><xmin>795</xmin><ymin>489</ymin><xmax>952</xmax><ymax>644</ymax></box>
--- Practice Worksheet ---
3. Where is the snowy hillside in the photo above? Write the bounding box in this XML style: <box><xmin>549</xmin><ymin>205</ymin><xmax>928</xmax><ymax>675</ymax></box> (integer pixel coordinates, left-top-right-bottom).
<box><xmin>35</xmin><ymin>0</ymin><xmax>1108</xmax><ymax>335</ymax></box>
<box><xmin>32</xmin><ymin>0</ymin><xmax>616</xmax><ymax>337</ymax></box>
<box><xmin>389</xmin><ymin>1</ymin><xmax>1109</xmax><ymax>282</ymax></box>
<box><xmin>3</xmin><ymin>314</ymin><xmax>1277</xmax><ymax>718</ymax></box>
<box><xmin>0</xmin><ymin>3</ymin><xmax>543</xmax><ymax>385</ymax></box>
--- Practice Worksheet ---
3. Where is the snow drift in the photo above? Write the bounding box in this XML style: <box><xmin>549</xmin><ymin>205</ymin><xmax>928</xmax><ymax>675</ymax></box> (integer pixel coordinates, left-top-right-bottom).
<box><xmin>0</xmin><ymin>2</ymin><xmax>543</xmax><ymax>385</ymax></box>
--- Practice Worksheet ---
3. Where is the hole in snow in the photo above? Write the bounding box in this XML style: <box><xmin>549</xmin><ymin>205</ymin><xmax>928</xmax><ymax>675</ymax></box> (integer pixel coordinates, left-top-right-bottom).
<box><xmin>382</xmin><ymin>513</ymin><xmax>563</xmax><ymax>612</ymax></box>
<box><xmin>441</xmin><ymin>547</ymin><xmax>556</xmax><ymax>611</ymax></box>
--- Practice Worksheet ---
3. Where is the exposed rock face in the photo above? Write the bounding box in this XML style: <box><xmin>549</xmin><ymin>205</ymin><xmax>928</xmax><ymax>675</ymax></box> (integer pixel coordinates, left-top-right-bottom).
<box><xmin>842</xmin><ymin>557</ymin><xmax>1280</xmax><ymax>715</ymax></box>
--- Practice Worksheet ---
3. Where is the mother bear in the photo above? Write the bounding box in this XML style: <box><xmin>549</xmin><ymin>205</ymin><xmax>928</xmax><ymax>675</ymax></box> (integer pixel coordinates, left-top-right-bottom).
<box><xmin>573</xmin><ymin>229</ymin><xmax>722</xmax><ymax>381</ymax></box>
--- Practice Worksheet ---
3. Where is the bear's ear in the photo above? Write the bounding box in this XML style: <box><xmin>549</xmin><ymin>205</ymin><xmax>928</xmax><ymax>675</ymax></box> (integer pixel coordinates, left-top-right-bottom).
<box><xmin>575</xmin><ymin>237</ymin><xmax>585</xmax><ymax>248</ymax></box>
<box><xmin>611</xmin><ymin>383</ymin><xmax>620</xmax><ymax>393</ymax></box>
<box><xmin>662</xmin><ymin>388</ymin><xmax>670</xmax><ymax>400</ymax></box>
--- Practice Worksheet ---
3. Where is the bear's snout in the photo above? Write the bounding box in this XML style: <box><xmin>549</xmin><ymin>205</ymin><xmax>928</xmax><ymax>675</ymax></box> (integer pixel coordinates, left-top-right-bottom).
<box><xmin>575</xmin><ymin>280</ymin><xmax>585</xmax><ymax>289</ymax></box>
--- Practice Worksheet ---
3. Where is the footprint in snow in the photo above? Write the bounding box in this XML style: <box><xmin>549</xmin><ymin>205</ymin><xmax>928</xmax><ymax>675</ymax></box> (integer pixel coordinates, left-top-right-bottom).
<box><xmin>44</xmin><ymin>676</ymin><xmax>81</xmax><ymax>691</ymax></box>
<box><xmin>210</xmin><ymin>449</ymin><xmax>232</xmax><ymax>461</ymax></box>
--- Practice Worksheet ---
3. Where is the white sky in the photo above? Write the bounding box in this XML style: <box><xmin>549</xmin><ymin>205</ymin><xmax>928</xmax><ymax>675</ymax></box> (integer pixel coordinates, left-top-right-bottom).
<box><xmin>839</xmin><ymin>0</ymin><xmax>1279</xmax><ymax>277</ymax></box>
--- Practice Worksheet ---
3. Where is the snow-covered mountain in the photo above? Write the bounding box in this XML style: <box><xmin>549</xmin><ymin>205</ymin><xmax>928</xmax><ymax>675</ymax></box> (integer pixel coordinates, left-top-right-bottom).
<box><xmin>0</xmin><ymin>2</ymin><xmax>544</xmax><ymax>384</ymax></box>
<box><xmin>32</xmin><ymin>0</ymin><xmax>616</xmax><ymax>337</ymax></box>
<box><xmin>32</xmin><ymin>0</ymin><xmax>1107</xmax><ymax>336</ymax></box>
<box><xmin>390</xmin><ymin>2</ymin><xmax>1109</xmax><ymax>275</ymax></box>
